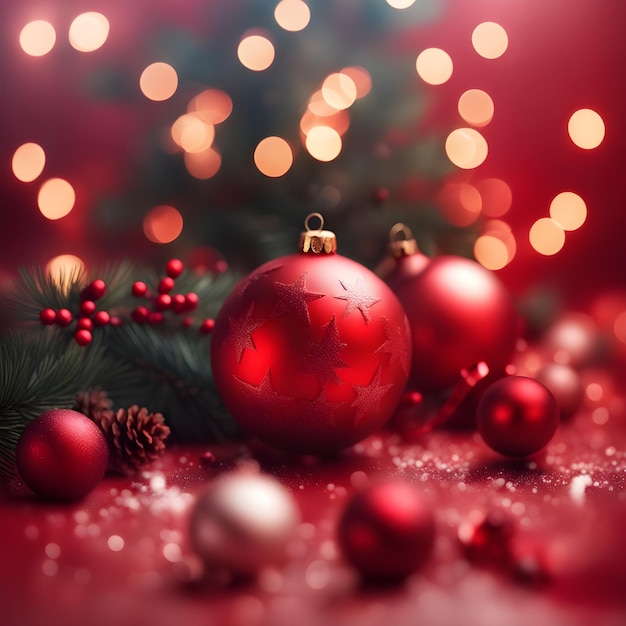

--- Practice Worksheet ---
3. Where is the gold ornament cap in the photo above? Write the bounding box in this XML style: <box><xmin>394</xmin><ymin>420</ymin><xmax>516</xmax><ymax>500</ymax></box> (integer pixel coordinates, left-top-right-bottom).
<box><xmin>388</xmin><ymin>223</ymin><xmax>419</xmax><ymax>257</ymax></box>
<box><xmin>299</xmin><ymin>212</ymin><xmax>337</xmax><ymax>254</ymax></box>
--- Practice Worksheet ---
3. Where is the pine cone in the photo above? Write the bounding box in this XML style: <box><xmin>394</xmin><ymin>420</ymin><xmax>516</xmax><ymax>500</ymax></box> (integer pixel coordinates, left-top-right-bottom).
<box><xmin>74</xmin><ymin>389</ymin><xmax>114</xmax><ymax>422</ymax></box>
<box><xmin>99</xmin><ymin>405</ymin><xmax>171</xmax><ymax>475</ymax></box>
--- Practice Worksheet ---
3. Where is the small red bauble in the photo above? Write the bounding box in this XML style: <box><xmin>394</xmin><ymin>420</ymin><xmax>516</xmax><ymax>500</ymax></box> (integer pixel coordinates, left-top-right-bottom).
<box><xmin>132</xmin><ymin>306</ymin><xmax>149</xmax><ymax>323</ymax></box>
<box><xmin>477</xmin><ymin>376</ymin><xmax>559</xmax><ymax>457</ymax></box>
<box><xmin>16</xmin><ymin>409</ymin><xmax>109</xmax><ymax>500</ymax></box>
<box><xmin>74</xmin><ymin>329</ymin><xmax>93</xmax><ymax>346</ymax></box>
<box><xmin>337</xmin><ymin>480</ymin><xmax>435</xmax><ymax>581</ymax></box>
<box><xmin>80</xmin><ymin>300</ymin><xmax>96</xmax><ymax>316</ymax></box>
<box><xmin>86</xmin><ymin>279</ymin><xmax>106</xmax><ymax>300</ymax></box>
<box><xmin>93</xmin><ymin>310</ymin><xmax>110</xmax><ymax>327</ymax></box>
<box><xmin>56</xmin><ymin>308</ymin><xmax>73</xmax><ymax>327</ymax></box>
<box><xmin>200</xmin><ymin>318</ymin><xmax>215</xmax><ymax>334</ymax></box>
<box><xmin>158</xmin><ymin>277</ymin><xmax>175</xmax><ymax>294</ymax></box>
<box><xmin>76</xmin><ymin>317</ymin><xmax>94</xmax><ymax>331</ymax></box>
<box><xmin>393</xmin><ymin>255</ymin><xmax>519</xmax><ymax>392</ymax></box>
<box><xmin>380</xmin><ymin>223</ymin><xmax>430</xmax><ymax>293</ymax></box>
<box><xmin>155</xmin><ymin>293</ymin><xmax>172</xmax><ymax>311</ymax></box>
<box><xmin>210</xmin><ymin>215</ymin><xmax>411</xmax><ymax>454</ymax></box>
<box><xmin>184</xmin><ymin>292</ymin><xmax>199</xmax><ymax>311</ymax></box>
<box><xmin>132</xmin><ymin>281</ymin><xmax>148</xmax><ymax>298</ymax></box>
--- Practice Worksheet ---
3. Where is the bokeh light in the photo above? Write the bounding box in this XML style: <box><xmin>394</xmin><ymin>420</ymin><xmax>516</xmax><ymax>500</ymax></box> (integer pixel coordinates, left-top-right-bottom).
<box><xmin>458</xmin><ymin>89</ymin><xmax>494</xmax><ymax>126</ymax></box>
<box><xmin>68</xmin><ymin>12</ymin><xmax>109</xmax><ymax>52</ymax></box>
<box><xmin>237</xmin><ymin>34</ymin><xmax>275</xmax><ymax>71</ymax></box>
<box><xmin>445</xmin><ymin>128</ymin><xmax>488</xmax><ymax>169</ymax></box>
<box><xmin>188</xmin><ymin>89</ymin><xmax>233</xmax><ymax>124</ymax></box>
<box><xmin>474</xmin><ymin>235</ymin><xmax>509</xmax><ymax>270</ymax></box>
<box><xmin>476</xmin><ymin>219</ymin><xmax>517</xmax><ymax>270</ymax></box>
<box><xmin>274</xmin><ymin>0</ymin><xmax>311</xmax><ymax>32</ymax></box>
<box><xmin>568</xmin><ymin>108</ymin><xmax>605</xmax><ymax>149</ymax></box>
<box><xmin>438</xmin><ymin>182</ymin><xmax>482</xmax><ymax>226</ymax></box>
<box><xmin>305</xmin><ymin>126</ymin><xmax>342</xmax><ymax>162</ymax></box>
<box><xmin>476</xmin><ymin>178</ymin><xmax>512</xmax><ymax>217</ymax></box>
<box><xmin>415</xmin><ymin>48</ymin><xmax>453</xmax><ymax>85</ymax></box>
<box><xmin>308</xmin><ymin>90</ymin><xmax>340</xmax><ymax>117</ymax></box>
<box><xmin>549</xmin><ymin>191</ymin><xmax>587</xmax><ymax>231</ymax></box>
<box><xmin>143</xmin><ymin>206</ymin><xmax>184</xmax><ymax>244</ymax></box>
<box><xmin>341</xmin><ymin>66</ymin><xmax>372</xmax><ymax>99</ymax></box>
<box><xmin>300</xmin><ymin>109</ymin><xmax>350</xmax><ymax>136</ymax></box>
<box><xmin>171</xmin><ymin>114</ymin><xmax>215</xmax><ymax>153</ymax></box>
<box><xmin>12</xmin><ymin>143</ymin><xmax>46</xmax><ymax>182</ymax></box>
<box><xmin>386</xmin><ymin>0</ymin><xmax>416</xmax><ymax>7</ymax></box>
<box><xmin>322</xmin><ymin>73</ymin><xmax>357</xmax><ymax>110</ymax></box>
<box><xmin>46</xmin><ymin>255</ymin><xmax>85</xmax><ymax>289</ymax></box>
<box><xmin>140</xmin><ymin>62</ymin><xmax>178</xmax><ymax>101</ymax></box>
<box><xmin>19</xmin><ymin>21</ymin><xmax>56</xmax><ymax>57</ymax></box>
<box><xmin>471</xmin><ymin>22</ymin><xmax>508</xmax><ymax>59</ymax></box>
<box><xmin>38</xmin><ymin>178</ymin><xmax>76</xmax><ymax>220</ymax></box>
<box><xmin>529</xmin><ymin>217</ymin><xmax>565</xmax><ymax>256</ymax></box>
<box><xmin>254</xmin><ymin>137</ymin><xmax>294</xmax><ymax>177</ymax></box>
<box><xmin>184</xmin><ymin>148</ymin><xmax>222</xmax><ymax>180</ymax></box>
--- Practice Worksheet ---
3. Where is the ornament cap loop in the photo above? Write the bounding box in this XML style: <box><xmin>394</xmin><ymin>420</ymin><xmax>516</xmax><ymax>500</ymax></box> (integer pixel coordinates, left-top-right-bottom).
<box><xmin>388</xmin><ymin>222</ymin><xmax>419</xmax><ymax>257</ymax></box>
<box><xmin>300</xmin><ymin>212</ymin><xmax>337</xmax><ymax>254</ymax></box>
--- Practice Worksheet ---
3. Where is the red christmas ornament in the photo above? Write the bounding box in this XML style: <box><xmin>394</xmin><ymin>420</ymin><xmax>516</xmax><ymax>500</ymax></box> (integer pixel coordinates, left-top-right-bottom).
<box><xmin>210</xmin><ymin>214</ymin><xmax>411</xmax><ymax>454</ymax></box>
<box><xmin>535</xmin><ymin>363</ymin><xmax>584</xmax><ymax>420</ymax></box>
<box><xmin>337</xmin><ymin>480</ymin><xmax>435</xmax><ymax>581</ymax></box>
<box><xmin>380</xmin><ymin>223</ymin><xmax>430</xmax><ymax>293</ymax></box>
<box><xmin>477</xmin><ymin>376</ymin><xmax>559</xmax><ymax>457</ymax></box>
<box><xmin>393</xmin><ymin>254</ymin><xmax>519</xmax><ymax>392</ymax></box>
<box><xmin>39</xmin><ymin>308</ymin><xmax>56</xmax><ymax>325</ymax></box>
<box><xmin>165</xmin><ymin>258</ymin><xmax>184</xmax><ymax>279</ymax></box>
<box><xmin>74</xmin><ymin>329</ymin><xmax>93</xmax><ymax>346</ymax></box>
<box><xmin>15</xmin><ymin>409</ymin><xmax>109</xmax><ymax>500</ymax></box>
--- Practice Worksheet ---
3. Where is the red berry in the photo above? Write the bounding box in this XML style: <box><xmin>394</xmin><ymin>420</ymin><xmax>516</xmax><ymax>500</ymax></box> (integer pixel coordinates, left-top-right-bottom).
<box><xmin>200</xmin><ymin>318</ymin><xmax>215</xmax><ymax>335</ymax></box>
<box><xmin>166</xmin><ymin>258</ymin><xmax>184</xmax><ymax>279</ymax></box>
<box><xmin>155</xmin><ymin>294</ymin><xmax>172</xmax><ymax>311</ymax></box>
<box><xmin>74</xmin><ymin>329</ymin><xmax>93</xmax><ymax>346</ymax></box>
<box><xmin>39</xmin><ymin>308</ymin><xmax>57</xmax><ymax>325</ymax></box>
<box><xmin>76</xmin><ymin>317</ymin><xmax>94</xmax><ymax>331</ymax></box>
<box><xmin>132</xmin><ymin>281</ymin><xmax>148</xmax><ymax>297</ymax></box>
<box><xmin>158</xmin><ymin>277</ymin><xmax>175</xmax><ymax>294</ymax></box>
<box><xmin>80</xmin><ymin>301</ymin><xmax>96</xmax><ymax>316</ymax></box>
<box><xmin>93</xmin><ymin>311</ymin><xmax>110</xmax><ymax>326</ymax></box>
<box><xmin>56</xmin><ymin>309</ymin><xmax>73</xmax><ymax>327</ymax></box>
<box><xmin>200</xmin><ymin>450</ymin><xmax>216</xmax><ymax>466</ymax></box>
<box><xmin>171</xmin><ymin>294</ymin><xmax>186</xmax><ymax>314</ymax></box>
<box><xmin>88</xmin><ymin>279</ymin><xmax>106</xmax><ymax>300</ymax></box>
<box><xmin>181</xmin><ymin>316</ymin><xmax>194</xmax><ymax>328</ymax></box>
<box><xmin>184</xmin><ymin>292</ymin><xmax>199</xmax><ymax>312</ymax></box>
<box><xmin>110</xmin><ymin>315</ymin><xmax>122</xmax><ymax>327</ymax></box>
<box><xmin>148</xmin><ymin>311</ymin><xmax>164</xmax><ymax>325</ymax></box>
<box><xmin>132</xmin><ymin>306</ymin><xmax>149</xmax><ymax>324</ymax></box>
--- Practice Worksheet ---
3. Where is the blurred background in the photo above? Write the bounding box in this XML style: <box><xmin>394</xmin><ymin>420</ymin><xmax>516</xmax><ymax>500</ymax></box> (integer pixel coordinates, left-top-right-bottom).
<box><xmin>2</xmin><ymin>0</ymin><xmax>625</xmax><ymax>321</ymax></box>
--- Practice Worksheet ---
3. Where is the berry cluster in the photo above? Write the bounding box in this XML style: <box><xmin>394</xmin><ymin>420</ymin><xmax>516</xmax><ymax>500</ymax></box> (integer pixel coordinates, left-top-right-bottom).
<box><xmin>39</xmin><ymin>259</ymin><xmax>215</xmax><ymax>345</ymax></box>
<box><xmin>130</xmin><ymin>259</ymin><xmax>215</xmax><ymax>334</ymax></box>
<box><xmin>39</xmin><ymin>279</ymin><xmax>120</xmax><ymax>346</ymax></box>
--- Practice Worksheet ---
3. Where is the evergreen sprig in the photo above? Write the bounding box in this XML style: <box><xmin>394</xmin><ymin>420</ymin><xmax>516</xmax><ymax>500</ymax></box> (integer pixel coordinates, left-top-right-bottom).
<box><xmin>0</xmin><ymin>262</ymin><xmax>241</xmax><ymax>490</ymax></box>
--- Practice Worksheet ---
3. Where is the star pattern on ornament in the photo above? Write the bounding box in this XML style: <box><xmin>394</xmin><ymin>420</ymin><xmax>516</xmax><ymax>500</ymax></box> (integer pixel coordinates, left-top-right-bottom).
<box><xmin>235</xmin><ymin>369</ymin><xmax>292</xmax><ymax>415</ymax></box>
<box><xmin>334</xmin><ymin>275</ymin><xmax>381</xmax><ymax>324</ymax></box>
<box><xmin>375</xmin><ymin>317</ymin><xmax>411</xmax><ymax>376</ymax></box>
<box><xmin>299</xmin><ymin>316</ymin><xmax>348</xmax><ymax>384</ymax></box>
<box><xmin>350</xmin><ymin>365</ymin><xmax>394</xmax><ymax>424</ymax></box>
<box><xmin>238</xmin><ymin>263</ymin><xmax>283</xmax><ymax>298</ymax></box>
<box><xmin>225</xmin><ymin>301</ymin><xmax>264</xmax><ymax>363</ymax></box>
<box><xmin>271</xmin><ymin>272</ymin><xmax>325</xmax><ymax>325</ymax></box>
<box><xmin>293</xmin><ymin>388</ymin><xmax>342</xmax><ymax>425</ymax></box>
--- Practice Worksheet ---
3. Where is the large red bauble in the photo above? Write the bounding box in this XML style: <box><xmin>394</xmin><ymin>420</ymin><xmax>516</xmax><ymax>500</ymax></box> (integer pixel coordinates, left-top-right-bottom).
<box><xmin>393</xmin><ymin>255</ymin><xmax>519</xmax><ymax>392</ymax></box>
<box><xmin>16</xmin><ymin>409</ymin><xmax>109</xmax><ymax>500</ymax></box>
<box><xmin>477</xmin><ymin>376</ymin><xmax>559</xmax><ymax>457</ymax></box>
<box><xmin>211</xmin><ymin>252</ymin><xmax>411</xmax><ymax>454</ymax></box>
<box><xmin>337</xmin><ymin>480</ymin><xmax>435</xmax><ymax>581</ymax></box>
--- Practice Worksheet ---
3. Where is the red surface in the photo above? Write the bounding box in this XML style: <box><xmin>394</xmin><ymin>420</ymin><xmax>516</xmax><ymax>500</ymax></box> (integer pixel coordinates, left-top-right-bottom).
<box><xmin>2</xmin><ymin>404</ymin><xmax>626</xmax><ymax>626</ymax></box>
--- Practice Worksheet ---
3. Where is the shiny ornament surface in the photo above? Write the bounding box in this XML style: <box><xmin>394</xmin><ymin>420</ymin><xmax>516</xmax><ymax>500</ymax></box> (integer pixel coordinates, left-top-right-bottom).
<box><xmin>337</xmin><ymin>479</ymin><xmax>435</xmax><ymax>581</ymax></box>
<box><xmin>189</xmin><ymin>469</ymin><xmax>300</xmax><ymax>576</ymax></box>
<box><xmin>211</xmin><ymin>249</ymin><xmax>411</xmax><ymax>454</ymax></box>
<box><xmin>477</xmin><ymin>376</ymin><xmax>559</xmax><ymax>457</ymax></box>
<box><xmin>15</xmin><ymin>409</ymin><xmax>109</xmax><ymax>500</ymax></box>
<box><xmin>394</xmin><ymin>255</ymin><xmax>519</xmax><ymax>392</ymax></box>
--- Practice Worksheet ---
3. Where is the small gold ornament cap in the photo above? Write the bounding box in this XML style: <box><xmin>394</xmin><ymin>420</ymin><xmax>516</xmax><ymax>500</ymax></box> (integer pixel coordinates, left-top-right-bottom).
<box><xmin>299</xmin><ymin>212</ymin><xmax>337</xmax><ymax>254</ymax></box>
<box><xmin>388</xmin><ymin>222</ymin><xmax>419</xmax><ymax>257</ymax></box>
